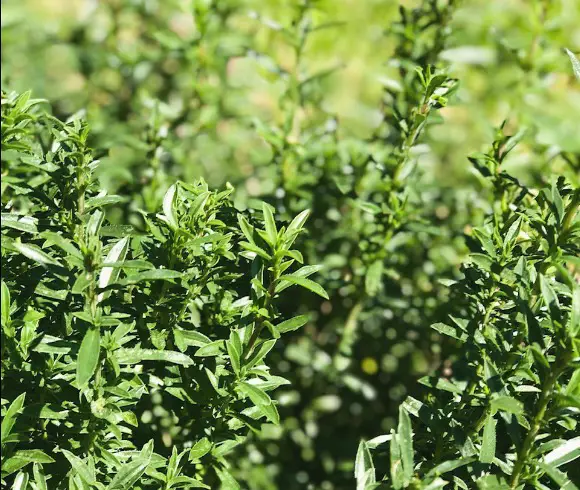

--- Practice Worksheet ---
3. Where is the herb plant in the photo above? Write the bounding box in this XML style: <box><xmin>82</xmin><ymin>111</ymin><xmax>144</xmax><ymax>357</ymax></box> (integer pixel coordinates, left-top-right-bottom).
<box><xmin>233</xmin><ymin>2</ymin><xmax>466</xmax><ymax>486</ymax></box>
<box><xmin>1</xmin><ymin>2</ymin><xmax>579</xmax><ymax>490</ymax></box>
<box><xmin>355</xmin><ymin>127</ymin><xmax>580</xmax><ymax>489</ymax></box>
<box><xmin>1</xmin><ymin>91</ymin><xmax>325</xmax><ymax>488</ymax></box>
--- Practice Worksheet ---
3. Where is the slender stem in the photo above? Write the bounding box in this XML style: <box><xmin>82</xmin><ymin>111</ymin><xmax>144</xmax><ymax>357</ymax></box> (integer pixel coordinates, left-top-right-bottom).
<box><xmin>245</xmin><ymin>265</ymin><xmax>279</xmax><ymax>357</ymax></box>
<box><xmin>456</xmin><ymin>298</ymin><xmax>497</xmax><ymax>411</ymax></box>
<box><xmin>510</xmin><ymin>368</ymin><xmax>560</xmax><ymax>488</ymax></box>
<box><xmin>393</xmin><ymin>93</ymin><xmax>429</xmax><ymax>186</ymax></box>
<box><xmin>561</xmin><ymin>190</ymin><xmax>579</xmax><ymax>233</ymax></box>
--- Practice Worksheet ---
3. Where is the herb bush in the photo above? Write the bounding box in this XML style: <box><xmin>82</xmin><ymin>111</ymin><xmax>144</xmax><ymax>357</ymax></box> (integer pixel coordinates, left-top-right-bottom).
<box><xmin>1</xmin><ymin>1</ymin><xmax>580</xmax><ymax>489</ymax></box>
<box><xmin>231</xmin><ymin>3</ymin><xmax>471</xmax><ymax>487</ymax></box>
<box><xmin>1</xmin><ymin>91</ymin><xmax>326</xmax><ymax>488</ymax></box>
<box><xmin>356</xmin><ymin>126</ymin><xmax>580</xmax><ymax>489</ymax></box>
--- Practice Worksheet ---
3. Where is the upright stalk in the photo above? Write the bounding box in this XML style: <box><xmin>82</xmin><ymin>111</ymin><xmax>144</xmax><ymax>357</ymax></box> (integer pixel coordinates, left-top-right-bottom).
<box><xmin>510</xmin><ymin>368</ymin><xmax>560</xmax><ymax>488</ymax></box>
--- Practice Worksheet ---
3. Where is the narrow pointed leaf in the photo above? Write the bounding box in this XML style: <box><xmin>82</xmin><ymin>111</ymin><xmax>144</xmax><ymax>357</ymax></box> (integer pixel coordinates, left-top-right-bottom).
<box><xmin>275</xmin><ymin>314</ymin><xmax>309</xmax><ymax>333</ymax></box>
<box><xmin>262</xmin><ymin>202</ymin><xmax>277</xmax><ymax>247</ymax></box>
<box><xmin>479</xmin><ymin>414</ymin><xmax>497</xmax><ymax>463</ymax></box>
<box><xmin>12</xmin><ymin>242</ymin><xmax>62</xmax><ymax>267</ymax></box>
<box><xmin>566</xmin><ymin>48</ymin><xmax>580</xmax><ymax>81</ymax></box>
<box><xmin>76</xmin><ymin>327</ymin><xmax>100</xmax><ymax>388</ymax></box>
<box><xmin>276</xmin><ymin>274</ymin><xmax>328</xmax><ymax>299</ymax></box>
<box><xmin>1</xmin><ymin>280</ymin><xmax>10</xmax><ymax>326</ymax></box>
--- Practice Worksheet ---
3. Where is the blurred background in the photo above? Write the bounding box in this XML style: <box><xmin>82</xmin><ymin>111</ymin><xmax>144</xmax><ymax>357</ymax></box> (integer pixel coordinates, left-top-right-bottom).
<box><xmin>2</xmin><ymin>0</ymin><xmax>579</xmax><ymax>488</ymax></box>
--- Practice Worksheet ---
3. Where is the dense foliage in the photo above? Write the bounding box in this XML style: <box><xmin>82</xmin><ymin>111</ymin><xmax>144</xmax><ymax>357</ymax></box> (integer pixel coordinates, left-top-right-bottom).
<box><xmin>1</xmin><ymin>90</ymin><xmax>330</xmax><ymax>488</ymax></box>
<box><xmin>1</xmin><ymin>1</ymin><xmax>579</xmax><ymax>489</ymax></box>
<box><xmin>356</xmin><ymin>129</ymin><xmax>580</xmax><ymax>489</ymax></box>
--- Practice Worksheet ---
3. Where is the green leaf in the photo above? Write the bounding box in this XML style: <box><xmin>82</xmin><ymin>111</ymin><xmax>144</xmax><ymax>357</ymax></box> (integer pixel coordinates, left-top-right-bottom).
<box><xmin>1</xmin><ymin>280</ymin><xmax>10</xmax><ymax>326</ymax></box>
<box><xmin>354</xmin><ymin>440</ymin><xmax>375</xmax><ymax>490</ymax></box>
<box><xmin>544</xmin><ymin>436</ymin><xmax>580</xmax><ymax>468</ymax></box>
<box><xmin>226</xmin><ymin>338</ymin><xmax>241</xmax><ymax>375</ymax></box>
<box><xmin>189</xmin><ymin>191</ymin><xmax>210</xmax><ymax>217</ymax></box>
<box><xmin>256</xmin><ymin>401</ymin><xmax>280</xmax><ymax>425</ymax></box>
<box><xmin>423</xmin><ymin>478</ymin><xmax>449</xmax><ymax>490</ymax></box>
<box><xmin>479</xmin><ymin>413</ymin><xmax>497</xmax><ymax>464</ymax></box>
<box><xmin>262</xmin><ymin>202</ymin><xmax>278</xmax><ymax>247</ymax></box>
<box><xmin>365</xmin><ymin>260</ymin><xmax>383</xmax><ymax>297</ymax></box>
<box><xmin>100</xmin><ymin>260</ymin><xmax>153</xmax><ymax>269</ymax></box>
<box><xmin>72</xmin><ymin>274</ymin><xmax>92</xmax><ymax>295</ymax></box>
<box><xmin>502</xmin><ymin>128</ymin><xmax>527</xmax><ymax>158</ymax></box>
<box><xmin>237</xmin><ymin>381</ymin><xmax>271</xmax><ymax>405</ymax></box>
<box><xmin>32</xmin><ymin>335</ymin><xmax>72</xmax><ymax>355</ymax></box>
<box><xmin>366</xmin><ymin>434</ymin><xmax>393</xmax><ymax>449</ymax></box>
<box><xmin>566</xmin><ymin>48</ymin><xmax>580</xmax><ymax>81</ymax></box>
<box><xmin>431</xmin><ymin>322</ymin><xmax>467</xmax><ymax>342</ymax></box>
<box><xmin>237</xmin><ymin>382</ymin><xmax>279</xmax><ymax>423</ymax></box>
<box><xmin>238</xmin><ymin>214</ymin><xmax>255</xmax><ymax>244</ymax></box>
<box><xmin>503</xmin><ymin>216</ymin><xmax>522</xmax><ymax>250</ymax></box>
<box><xmin>245</xmin><ymin>339</ymin><xmax>276</xmax><ymax>369</ymax></box>
<box><xmin>10</xmin><ymin>450</ymin><xmax>54</xmax><ymax>464</ymax></box>
<box><xmin>21</xmin><ymin>404</ymin><xmax>69</xmax><ymax>420</ymax></box>
<box><xmin>283</xmin><ymin>249</ymin><xmax>304</xmax><ymax>263</ymax></box>
<box><xmin>33</xmin><ymin>463</ymin><xmax>48</xmax><ymax>490</ymax></box>
<box><xmin>273</xmin><ymin>264</ymin><xmax>322</xmax><ymax>294</ymax></box>
<box><xmin>124</xmin><ymin>269</ymin><xmax>182</xmax><ymax>284</ymax></box>
<box><xmin>215</xmin><ymin>467</ymin><xmax>241</xmax><ymax>490</ymax></box>
<box><xmin>473</xmin><ymin>228</ymin><xmax>496</xmax><ymax>258</ymax></box>
<box><xmin>115</xmin><ymin>348</ymin><xmax>194</xmax><ymax>366</ymax></box>
<box><xmin>189</xmin><ymin>438</ymin><xmax>212</xmax><ymax>461</ymax></box>
<box><xmin>418</xmin><ymin>376</ymin><xmax>464</xmax><ymax>394</ymax></box>
<box><xmin>275</xmin><ymin>314</ymin><xmax>309</xmax><ymax>333</ymax></box>
<box><xmin>61</xmin><ymin>450</ymin><xmax>96</xmax><ymax>485</ymax></box>
<box><xmin>240</xmin><ymin>242</ymin><xmax>272</xmax><ymax>260</ymax></box>
<box><xmin>398</xmin><ymin>406</ymin><xmax>414</xmax><ymax>485</ymax></box>
<box><xmin>276</xmin><ymin>274</ymin><xmax>328</xmax><ymax>299</ymax></box>
<box><xmin>284</xmin><ymin>209</ymin><xmax>310</xmax><ymax>247</ymax></box>
<box><xmin>426</xmin><ymin>458</ymin><xmax>476</xmax><ymax>478</ymax></box>
<box><xmin>2</xmin><ymin>214</ymin><xmax>38</xmax><ymax>234</ymax></box>
<box><xmin>476</xmin><ymin>475</ymin><xmax>510</xmax><ymax>490</ymax></box>
<box><xmin>570</xmin><ymin>286</ymin><xmax>580</xmax><ymax>337</ymax></box>
<box><xmin>12</xmin><ymin>241</ymin><xmax>62</xmax><ymax>267</ymax></box>
<box><xmin>167</xmin><ymin>446</ymin><xmax>184</xmax><ymax>481</ymax></box>
<box><xmin>86</xmin><ymin>209</ymin><xmax>105</xmax><ymax>236</ymax></box>
<box><xmin>2</xmin><ymin>449</ymin><xmax>55</xmax><ymax>475</ymax></box>
<box><xmin>85</xmin><ymin>194</ymin><xmax>126</xmax><ymax>210</ymax></box>
<box><xmin>107</xmin><ymin>441</ymin><xmax>153</xmax><ymax>489</ymax></box>
<box><xmin>539</xmin><ymin>274</ymin><xmax>559</xmax><ymax>307</ymax></box>
<box><xmin>12</xmin><ymin>472</ymin><xmax>29</xmax><ymax>490</ymax></box>
<box><xmin>171</xmin><ymin>476</ymin><xmax>210</xmax><ymax>488</ymax></box>
<box><xmin>490</xmin><ymin>396</ymin><xmax>524</xmax><ymax>415</ymax></box>
<box><xmin>390</xmin><ymin>431</ymin><xmax>405</xmax><ymax>490</ymax></box>
<box><xmin>2</xmin><ymin>449</ymin><xmax>54</xmax><ymax>476</ymax></box>
<box><xmin>98</xmin><ymin>237</ymin><xmax>130</xmax><ymax>296</ymax></box>
<box><xmin>174</xmin><ymin>329</ymin><xmax>211</xmax><ymax>351</ymax></box>
<box><xmin>40</xmin><ymin>231</ymin><xmax>82</xmax><ymax>258</ymax></box>
<box><xmin>162</xmin><ymin>183</ymin><xmax>179</xmax><ymax>228</ymax></box>
<box><xmin>194</xmin><ymin>340</ymin><xmax>224</xmax><ymax>357</ymax></box>
<box><xmin>76</xmin><ymin>327</ymin><xmax>100</xmax><ymax>388</ymax></box>
<box><xmin>538</xmin><ymin>462</ymin><xmax>579</xmax><ymax>490</ymax></box>
<box><xmin>469</xmin><ymin>253</ymin><xmax>493</xmax><ymax>271</ymax></box>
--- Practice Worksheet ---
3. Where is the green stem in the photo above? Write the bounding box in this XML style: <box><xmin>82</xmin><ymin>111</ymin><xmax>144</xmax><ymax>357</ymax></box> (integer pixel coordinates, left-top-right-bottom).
<box><xmin>510</xmin><ymin>368</ymin><xmax>560</xmax><ymax>488</ymax></box>
<box><xmin>561</xmin><ymin>190</ymin><xmax>579</xmax><ymax>233</ymax></box>
<box><xmin>457</xmin><ymin>298</ymin><xmax>497</xmax><ymax>411</ymax></box>
<box><xmin>245</xmin><ymin>263</ymin><xmax>280</xmax><ymax>358</ymax></box>
<box><xmin>393</xmin><ymin>94</ymin><xmax>428</xmax><ymax>186</ymax></box>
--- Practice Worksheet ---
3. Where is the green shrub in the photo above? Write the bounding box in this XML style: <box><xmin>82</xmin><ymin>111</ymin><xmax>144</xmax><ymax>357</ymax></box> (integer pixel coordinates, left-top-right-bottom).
<box><xmin>0</xmin><ymin>91</ymin><xmax>325</xmax><ymax>488</ymax></box>
<box><xmin>231</xmin><ymin>3</ymin><xmax>471</xmax><ymax>486</ymax></box>
<box><xmin>1</xmin><ymin>2</ymin><xmax>579</xmax><ymax>490</ymax></box>
<box><xmin>355</xmin><ymin>128</ymin><xmax>579</xmax><ymax>489</ymax></box>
